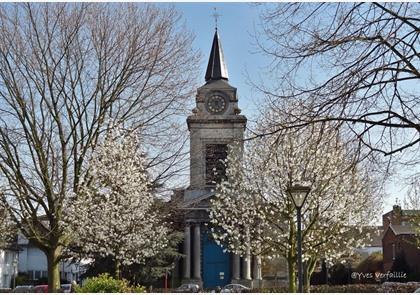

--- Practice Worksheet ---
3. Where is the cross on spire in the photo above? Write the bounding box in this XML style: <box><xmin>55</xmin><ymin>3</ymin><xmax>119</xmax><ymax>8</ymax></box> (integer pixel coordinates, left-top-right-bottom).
<box><xmin>212</xmin><ymin>7</ymin><xmax>221</xmax><ymax>30</ymax></box>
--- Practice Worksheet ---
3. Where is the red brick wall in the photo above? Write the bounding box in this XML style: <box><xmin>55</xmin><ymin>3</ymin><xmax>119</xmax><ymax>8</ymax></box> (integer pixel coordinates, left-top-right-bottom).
<box><xmin>399</xmin><ymin>235</ymin><xmax>420</xmax><ymax>273</ymax></box>
<box><xmin>382</xmin><ymin>228</ymin><xmax>397</xmax><ymax>272</ymax></box>
<box><xmin>382</xmin><ymin>206</ymin><xmax>403</xmax><ymax>228</ymax></box>
<box><xmin>382</xmin><ymin>228</ymin><xmax>420</xmax><ymax>273</ymax></box>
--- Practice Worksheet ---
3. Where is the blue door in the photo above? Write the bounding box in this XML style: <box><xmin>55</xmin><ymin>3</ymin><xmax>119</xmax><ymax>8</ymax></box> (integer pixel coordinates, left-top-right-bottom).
<box><xmin>202</xmin><ymin>232</ymin><xmax>231</xmax><ymax>288</ymax></box>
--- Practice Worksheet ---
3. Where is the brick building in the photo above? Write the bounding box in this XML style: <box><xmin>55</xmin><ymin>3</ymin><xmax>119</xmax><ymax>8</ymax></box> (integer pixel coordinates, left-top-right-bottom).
<box><xmin>382</xmin><ymin>205</ymin><xmax>420</xmax><ymax>276</ymax></box>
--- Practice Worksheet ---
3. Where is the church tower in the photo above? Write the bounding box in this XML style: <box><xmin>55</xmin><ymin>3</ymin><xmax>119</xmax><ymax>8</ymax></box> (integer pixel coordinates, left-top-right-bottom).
<box><xmin>179</xmin><ymin>30</ymin><xmax>260</xmax><ymax>289</ymax></box>
<box><xmin>187</xmin><ymin>30</ymin><xmax>247</xmax><ymax>190</ymax></box>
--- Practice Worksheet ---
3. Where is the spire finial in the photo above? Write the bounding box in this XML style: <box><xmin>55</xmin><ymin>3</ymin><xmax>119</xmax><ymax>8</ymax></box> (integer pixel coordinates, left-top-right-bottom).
<box><xmin>212</xmin><ymin>7</ymin><xmax>221</xmax><ymax>31</ymax></box>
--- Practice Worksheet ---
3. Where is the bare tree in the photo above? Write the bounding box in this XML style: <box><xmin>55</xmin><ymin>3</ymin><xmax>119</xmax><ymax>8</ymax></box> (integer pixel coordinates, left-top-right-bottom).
<box><xmin>253</xmin><ymin>3</ymin><xmax>419</xmax><ymax>170</ymax></box>
<box><xmin>0</xmin><ymin>3</ymin><xmax>199</xmax><ymax>291</ymax></box>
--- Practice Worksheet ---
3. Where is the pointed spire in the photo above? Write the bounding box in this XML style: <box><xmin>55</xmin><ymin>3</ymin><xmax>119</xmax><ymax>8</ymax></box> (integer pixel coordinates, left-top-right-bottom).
<box><xmin>205</xmin><ymin>30</ymin><xmax>229</xmax><ymax>82</ymax></box>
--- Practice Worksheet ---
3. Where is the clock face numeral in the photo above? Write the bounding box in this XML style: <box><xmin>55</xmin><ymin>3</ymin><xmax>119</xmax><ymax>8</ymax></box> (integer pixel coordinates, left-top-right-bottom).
<box><xmin>207</xmin><ymin>94</ymin><xmax>227</xmax><ymax>114</ymax></box>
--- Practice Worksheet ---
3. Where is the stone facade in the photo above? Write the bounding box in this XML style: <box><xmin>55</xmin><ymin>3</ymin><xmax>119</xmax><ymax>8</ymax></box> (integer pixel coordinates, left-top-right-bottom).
<box><xmin>0</xmin><ymin>248</ymin><xmax>18</xmax><ymax>289</ymax></box>
<box><xmin>180</xmin><ymin>30</ymin><xmax>267</xmax><ymax>289</ymax></box>
<box><xmin>187</xmin><ymin>79</ymin><xmax>246</xmax><ymax>190</ymax></box>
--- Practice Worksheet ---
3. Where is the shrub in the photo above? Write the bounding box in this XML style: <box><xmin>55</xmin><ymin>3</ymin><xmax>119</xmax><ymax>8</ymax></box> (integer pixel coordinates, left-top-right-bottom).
<box><xmin>131</xmin><ymin>285</ymin><xmax>147</xmax><ymax>293</ymax></box>
<box><xmin>244</xmin><ymin>287</ymin><xmax>289</xmax><ymax>293</ymax></box>
<box><xmin>249</xmin><ymin>284</ymin><xmax>379</xmax><ymax>293</ymax></box>
<box><xmin>15</xmin><ymin>273</ymin><xmax>30</xmax><ymax>286</ymax></box>
<box><xmin>75</xmin><ymin>273</ymin><xmax>145</xmax><ymax>293</ymax></box>
<box><xmin>329</xmin><ymin>263</ymin><xmax>352</xmax><ymax>285</ymax></box>
<box><xmin>248</xmin><ymin>283</ymin><xmax>420</xmax><ymax>293</ymax></box>
<box><xmin>377</xmin><ymin>281</ymin><xmax>420</xmax><ymax>293</ymax></box>
<box><xmin>356</xmin><ymin>252</ymin><xmax>383</xmax><ymax>272</ymax></box>
<box><xmin>355</xmin><ymin>252</ymin><xmax>383</xmax><ymax>283</ymax></box>
<box><xmin>311</xmin><ymin>284</ymin><xmax>379</xmax><ymax>293</ymax></box>
<box><xmin>390</xmin><ymin>252</ymin><xmax>410</xmax><ymax>282</ymax></box>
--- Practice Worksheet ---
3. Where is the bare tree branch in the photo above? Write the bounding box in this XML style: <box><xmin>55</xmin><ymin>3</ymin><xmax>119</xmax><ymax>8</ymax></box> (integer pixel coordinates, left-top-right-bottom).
<box><xmin>0</xmin><ymin>3</ymin><xmax>199</xmax><ymax>291</ymax></box>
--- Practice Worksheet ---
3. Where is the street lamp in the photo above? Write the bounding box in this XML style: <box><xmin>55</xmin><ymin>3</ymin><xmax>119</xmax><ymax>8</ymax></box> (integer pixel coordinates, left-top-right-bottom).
<box><xmin>287</xmin><ymin>184</ymin><xmax>311</xmax><ymax>293</ymax></box>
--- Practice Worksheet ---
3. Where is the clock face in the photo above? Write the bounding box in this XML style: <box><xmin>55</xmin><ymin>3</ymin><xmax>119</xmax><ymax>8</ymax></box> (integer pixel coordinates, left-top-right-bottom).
<box><xmin>207</xmin><ymin>94</ymin><xmax>227</xmax><ymax>114</ymax></box>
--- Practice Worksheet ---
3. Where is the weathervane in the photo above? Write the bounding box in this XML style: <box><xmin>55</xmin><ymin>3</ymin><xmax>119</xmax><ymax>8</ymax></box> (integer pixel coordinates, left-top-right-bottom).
<box><xmin>212</xmin><ymin>7</ymin><xmax>221</xmax><ymax>30</ymax></box>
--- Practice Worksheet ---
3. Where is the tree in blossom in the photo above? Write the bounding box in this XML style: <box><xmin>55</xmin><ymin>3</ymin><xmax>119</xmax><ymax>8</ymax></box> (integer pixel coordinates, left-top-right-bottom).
<box><xmin>66</xmin><ymin>127</ymin><xmax>168</xmax><ymax>279</ymax></box>
<box><xmin>0</xmin><ymin>204</ymin><xmax>15</xmax><ymax>248</ymax></box>
<box><xmin>210</xmin><ymin>113</ymin><xmax>381</xmax><ymax>292</ymax></box>
<box><xmin>0</xmin><ymin>3</ymin><xmax>198</xmax><ymax>291</ymax></box>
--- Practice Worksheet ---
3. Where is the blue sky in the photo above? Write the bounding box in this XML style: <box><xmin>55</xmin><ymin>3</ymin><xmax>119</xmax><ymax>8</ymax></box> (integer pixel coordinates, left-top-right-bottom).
<box><xmin>171</xmin><ymin>3</ymin><xmax>268</xmax><ymax>120</ymax></box>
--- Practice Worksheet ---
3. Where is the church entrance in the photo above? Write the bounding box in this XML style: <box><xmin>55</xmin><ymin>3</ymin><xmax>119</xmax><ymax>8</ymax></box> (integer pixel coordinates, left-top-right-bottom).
<box><xmin>202</xmin><ymin>232</ymin><xmax>231</xmax><ymax>288</ymax></box>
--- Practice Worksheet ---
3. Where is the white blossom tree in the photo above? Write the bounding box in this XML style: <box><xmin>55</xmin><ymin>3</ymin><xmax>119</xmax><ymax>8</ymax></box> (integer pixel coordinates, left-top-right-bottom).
<box><xmin>0</xmin><ymin>204</ymin><xmax>16</xmax><ymax>248</ymax></box>
<box><xmin>210</xmin><ymin>114</ymin><xmax>381</xmax><ymax>292</ymax></box>
<box><xmin>66</xmin><ymin>126</ymin><xmax>168</xmax><ymax>279</ymax></box>
<box><xmin>0</xmin><ymin>3</ymin><xmax>199</xmax><ymax>291</ymax></box>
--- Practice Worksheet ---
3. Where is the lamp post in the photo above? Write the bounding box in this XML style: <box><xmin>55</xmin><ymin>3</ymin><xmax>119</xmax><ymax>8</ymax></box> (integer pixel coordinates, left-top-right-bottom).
<box><xmin>287</xmin><ymin>184</ymin><xmax>311</xmax><ymax>293</ymax></box>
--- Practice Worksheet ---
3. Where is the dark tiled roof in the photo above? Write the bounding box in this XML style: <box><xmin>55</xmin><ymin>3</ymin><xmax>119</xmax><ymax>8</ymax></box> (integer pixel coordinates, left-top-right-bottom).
<box><xmin>389</xmin><ymin>224</ymin><xmax>416</xmax><ymax>235</ymax></box>
<box><xmin>205</xmin><ymin>30</ymin><xmax>229</xmax><ymax>81</ymax></box>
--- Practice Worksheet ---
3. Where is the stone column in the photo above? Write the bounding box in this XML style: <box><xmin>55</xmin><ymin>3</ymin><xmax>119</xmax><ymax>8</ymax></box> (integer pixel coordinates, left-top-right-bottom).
<box><xmin>232</xmin><ymin>254</ymin><xmax>240</xmax><ymax>280</ymax></box>
<box><xmin>243</xmin><ymin>229</ymin><xmax>252</xmax><ymax>280</ymax></box>
<box><xmin>243</xmin><ymin>255</ymin><xmax>252</xmax><ymax>280</ymax></box>
<box><xmin>252</xmin><ymin>256</ymin><xmax>262</xmax><ymax>280</ymax></box>
<box><xmin>183</xmin><ymin>224</ymin><xmax>191</xmax><ymax>279</ymax></box>
<box><xmin>193</xmin><ymin>223</ymin><xmax>201</xmax><ymax>279</ymax></box>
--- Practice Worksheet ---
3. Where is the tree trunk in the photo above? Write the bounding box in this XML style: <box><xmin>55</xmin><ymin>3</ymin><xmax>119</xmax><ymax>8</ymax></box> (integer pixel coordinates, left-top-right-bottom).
<box><xmin>287</xmin><ymin>256</ymin><xmax>297</xmax><ymax>293</ymax></box>
<box><xmin>46</xmin><ymin>247</ymin><xmax>61</xmax><ymax>292</ymax></box>
<box><xmin>303</xmin><ymin>261</ymin><xmax>312</xmax><ymax>293</ymax></box>
<box><xmin>304</xmin><ymin>258</ymin><xmax>317</xmax><ymax>293</ymax></box>
<box><xmin>115</xmin><ymin>260</ymin><xmax>121</xmax><ymax>280</ymax></box>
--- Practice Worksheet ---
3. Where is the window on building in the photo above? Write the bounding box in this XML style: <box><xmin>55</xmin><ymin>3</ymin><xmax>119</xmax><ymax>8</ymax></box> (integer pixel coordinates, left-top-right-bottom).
<box><xmin>4</xmin><ymin>252</ymin><xmax>15</xmax><ymax>265</ymax></box>
<box><xmin>4</xmin><ymin>252</ymin><xmax>10</xmax><ymax>265</ymax></box>
<box><xmin>41</xmin><ymin>271</ymin><xmax>48</xmax><ymax>278</ymax></box>
<box><xmin>35</xmin><ymin>270</ymin><xmax>41</xmax><ymax>280</ymax></box>
<box><xmin>2</xmin><ymin>274</ymin><xmax>9</xmax><ymax>288</ymax></box>
<box><xmin>392</xmin><ymin>243</ymin><xmax>396</xmax><ymax>260</ymax></box>
<box><xmin>27</xmin><ymin>270</ymin><xmax>34</xmax><ymax>280</ymax></box>
<box><xmin>205</xmin><ymin>144</ymin><xmax>228</xmax><ymax>185</ymax></box>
